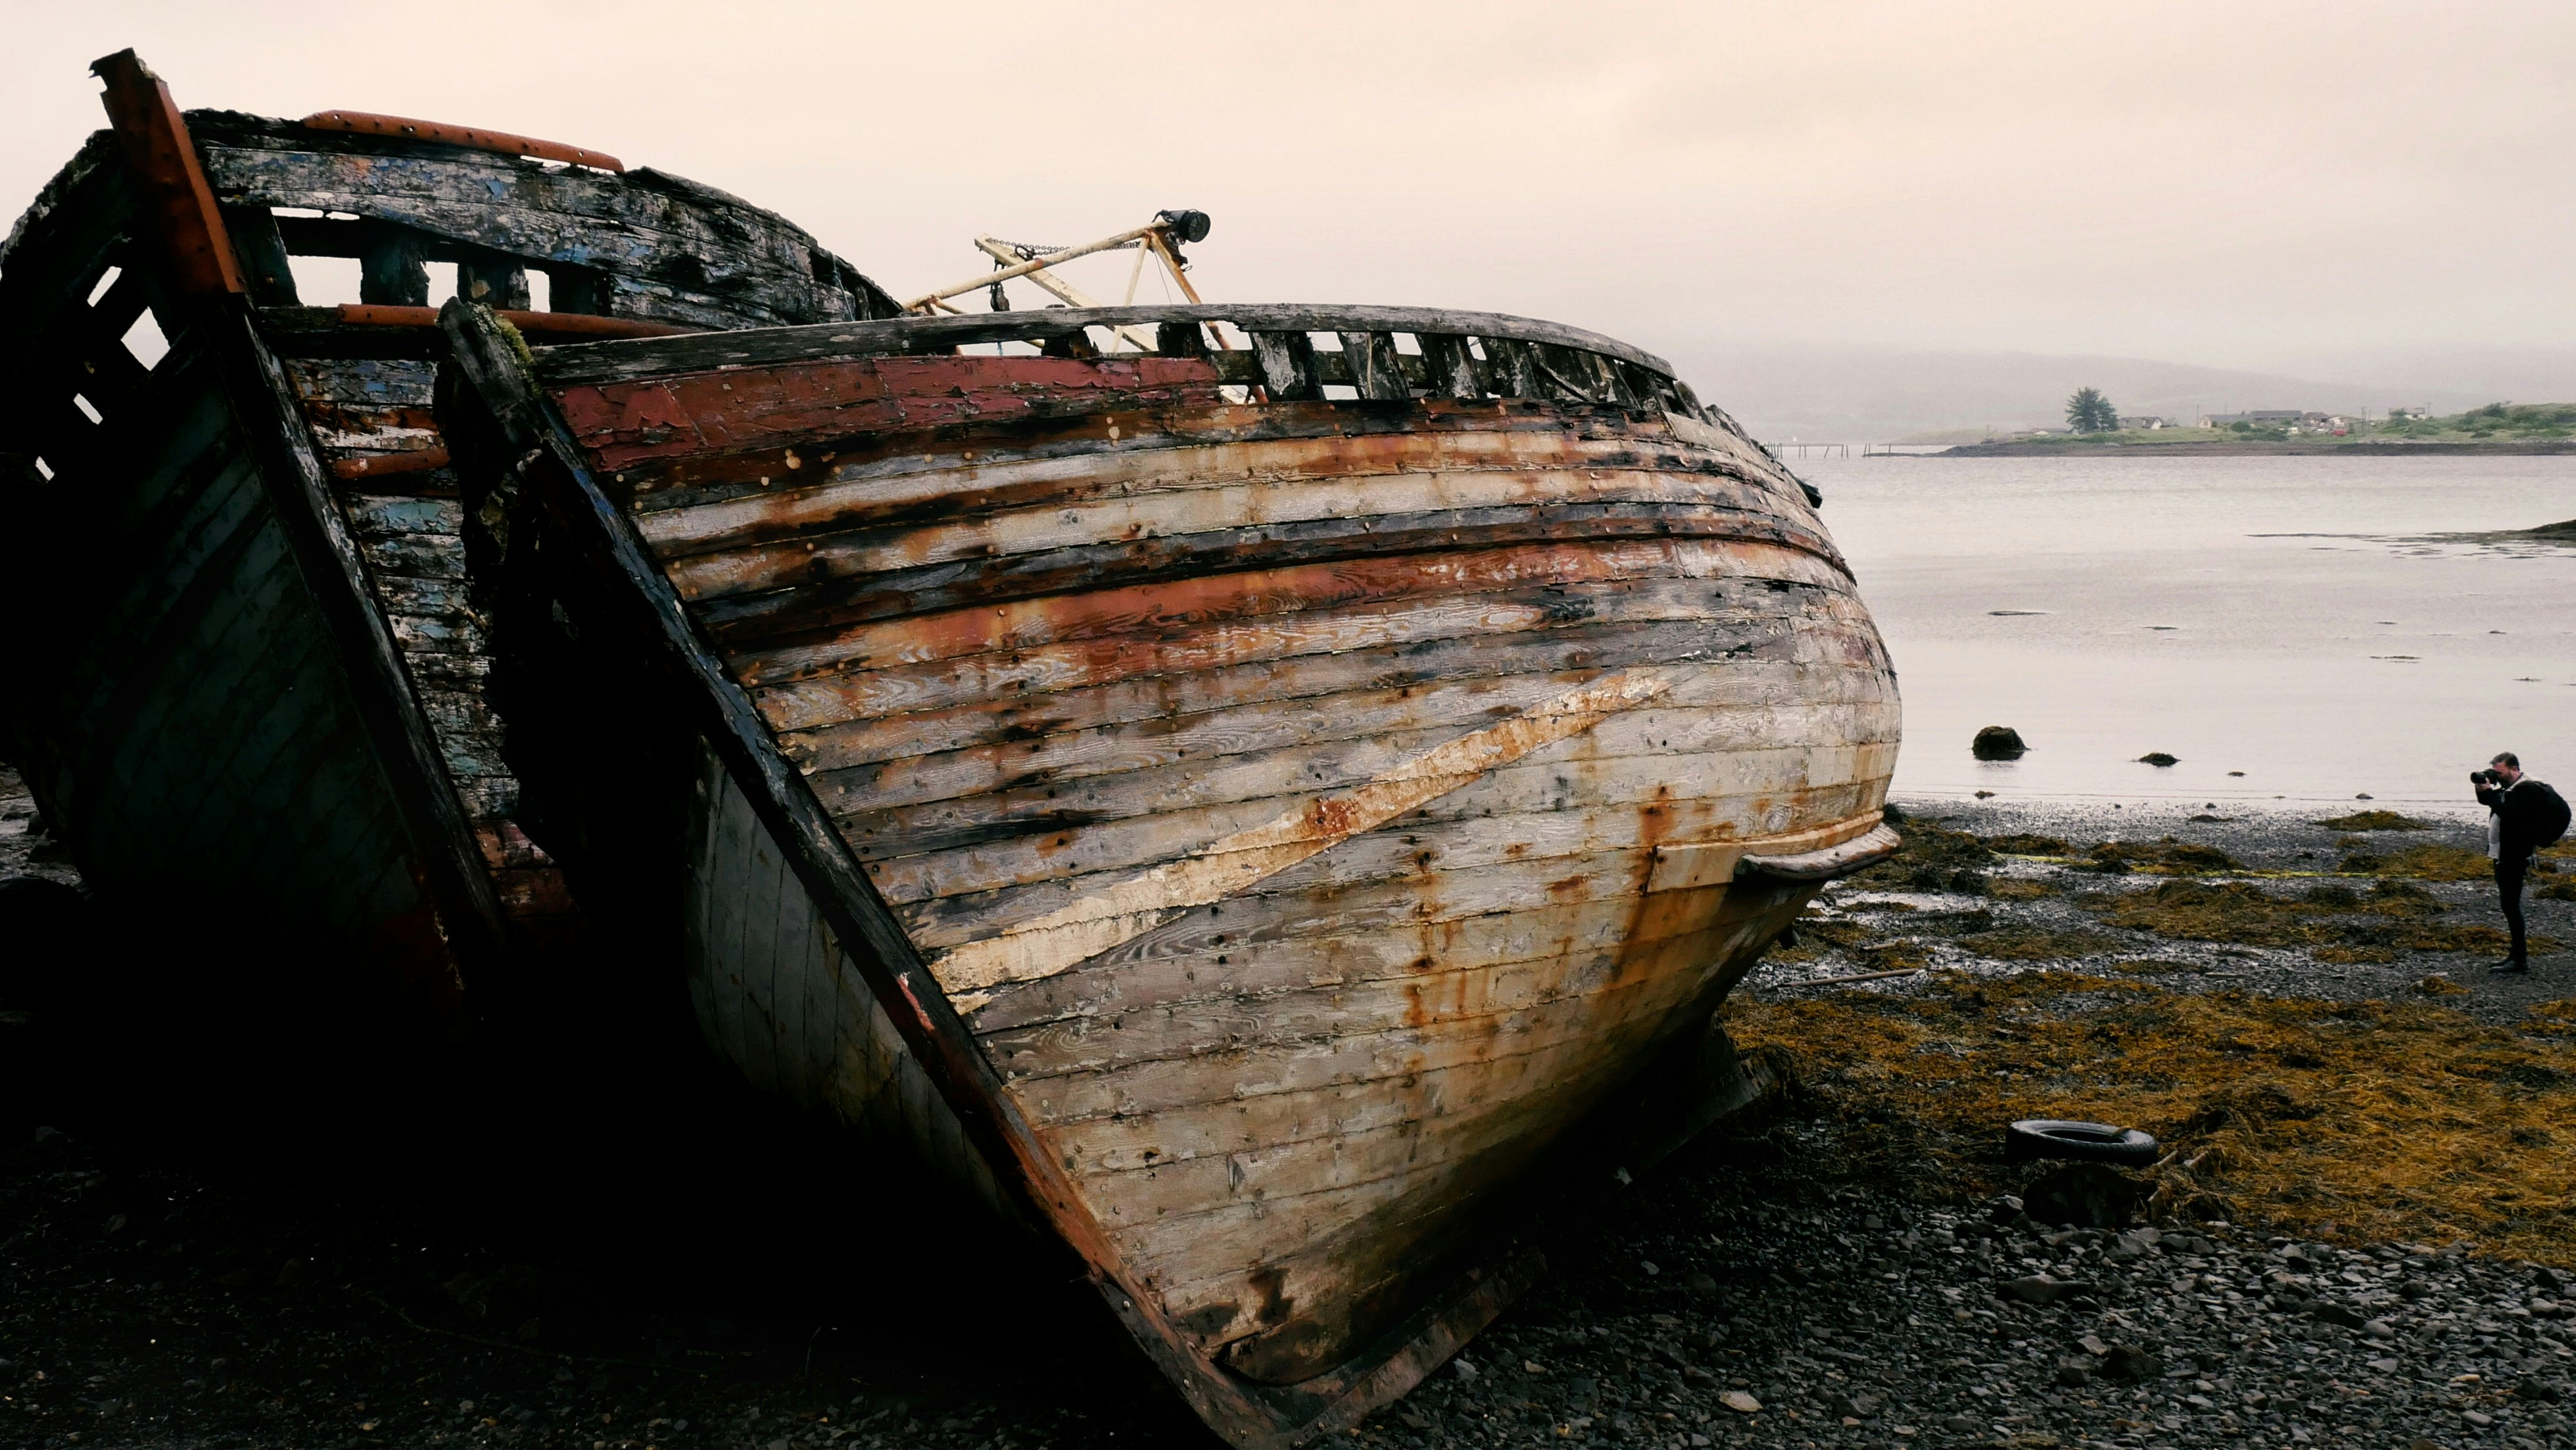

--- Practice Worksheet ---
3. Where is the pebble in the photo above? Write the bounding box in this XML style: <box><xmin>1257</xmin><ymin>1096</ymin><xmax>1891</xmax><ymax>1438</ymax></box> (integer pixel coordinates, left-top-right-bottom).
<box><xmin>19</xmin><ymin>1121</ymin><xmax>2571</xmax><ymax>1450</ymax></box>
<box><xmin>1337</xmin><ymin>1156</ymin><xmax>2576</xmax><ymax>1450</ymax></box>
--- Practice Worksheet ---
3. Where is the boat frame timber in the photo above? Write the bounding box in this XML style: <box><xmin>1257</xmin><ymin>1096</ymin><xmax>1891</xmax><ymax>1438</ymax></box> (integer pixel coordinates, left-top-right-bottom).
<box><xmin>437</xmin><ymin>298</ymin><xmax>1888</xmax><ymax>1445</ymax></box>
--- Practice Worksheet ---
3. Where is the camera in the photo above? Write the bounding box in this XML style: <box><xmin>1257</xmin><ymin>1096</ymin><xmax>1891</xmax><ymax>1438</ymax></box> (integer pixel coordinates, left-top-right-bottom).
<box><xmin>2473</xmin><ymin>768</ymin><xmax>2503</xmax><ymax>786</ymax></box>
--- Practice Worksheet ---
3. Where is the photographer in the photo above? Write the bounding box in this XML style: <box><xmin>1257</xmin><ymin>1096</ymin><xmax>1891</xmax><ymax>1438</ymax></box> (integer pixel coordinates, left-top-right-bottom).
<box><xmin>2474</xmin><ymin>753</ymin><xmax>2570</xmax><ymax>974</ymax></box>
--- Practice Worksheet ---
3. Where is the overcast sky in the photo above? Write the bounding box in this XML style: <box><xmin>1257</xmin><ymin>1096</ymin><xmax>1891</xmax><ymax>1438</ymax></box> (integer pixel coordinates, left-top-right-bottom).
<box><xmin>5</xmin><ymin>1</ymin><xmax>2568</xmax><ymax>383</ymax></box>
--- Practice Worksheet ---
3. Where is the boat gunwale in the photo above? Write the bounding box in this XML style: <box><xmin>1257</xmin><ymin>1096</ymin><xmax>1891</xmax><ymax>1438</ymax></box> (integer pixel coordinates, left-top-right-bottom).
<box><xmin>530</xmin><ymin>302</ymin><xmax>1686</xmax><ymax>388</ymax></box>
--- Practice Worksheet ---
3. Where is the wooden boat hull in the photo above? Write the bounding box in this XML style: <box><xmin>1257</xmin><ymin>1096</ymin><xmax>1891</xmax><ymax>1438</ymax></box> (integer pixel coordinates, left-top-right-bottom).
<box><xmin>437</xmin><ymin>302</ymin><xmax>1899</xmax><ymax>1443</ymax></box>
<box><xmin>0</xmin><ymin>55</ymin><xmax>895</xmax><ymax>1028</ymax></box>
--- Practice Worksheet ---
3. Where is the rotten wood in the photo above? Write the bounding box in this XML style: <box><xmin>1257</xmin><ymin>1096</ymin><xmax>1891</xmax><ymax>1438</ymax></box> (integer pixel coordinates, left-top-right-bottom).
<box><xmin>1337</xmin><ymin>331</ymin><xmax>1409</xmax><ymax>401</ymax></box>
<box><xmin>1416</xmin><ymin>333</ymin><xmax>1481</xmax><ymax>400</ymax></box>
<box><xmin>456</xmin><ymin>252</ymin><xmax>531</xmax><ymax>312</ymax></box>
<box><xmin>359</xmin><ymin>219</ymin><xmax>431</xmax><ymax>306</ymax></box>
<box><xmin>1250</xmin><ymin>329</ymin><xmax>1321</xmax><ymax>402</ymax></box>
<box><xmin>220</xmin><ymin>203</ymin><xmax>300</xmax><ymax>305</ymax></box>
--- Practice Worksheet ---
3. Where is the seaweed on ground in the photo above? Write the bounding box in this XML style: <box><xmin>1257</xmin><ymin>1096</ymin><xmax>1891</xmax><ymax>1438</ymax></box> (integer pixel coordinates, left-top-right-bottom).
<box><xmin>2082</xmin><ymin>877</ymin><xmax>2556</xmax><ymax>958</ymax></box>
<box><xmin>2083</xmin><ymin>837</ymin><xmax>2241</xmax><ymax>874</ymax></box>
<box><xmin>1984</xmin><ymin>833</ymin><xmax>2075</xmax><ymax>856</ymax></box>
<box><xmin>2339</xmin><ymin>841</ymin><xmax>2495</xmax><ymax>881</ymax></box>
<box><xmin>1952</xmin><ymin>925</ymin><xmax>2125</xmax><ymax>960</ymax></box>
<box><xmin>1729</xmin><ymin>973</ymin><xmax>2576</xmax><ymax>1261</ymax></box>
<box><xmin>1858</xmin><ymin>819</ymin><xmax>1993</xmax><ymax>892</ymax></box>
<box><xmin>2314</xmin><ymin>810</ymin><xmax>2432</xmax><ymax>831</ymax></box>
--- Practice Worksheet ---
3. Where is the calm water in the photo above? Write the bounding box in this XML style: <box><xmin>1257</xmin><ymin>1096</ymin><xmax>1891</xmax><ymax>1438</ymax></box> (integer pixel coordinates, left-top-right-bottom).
<box><xmin>1805</xmin><ymin>454</ymin><xmax>2576</xmax><ymax>814</ymax></box>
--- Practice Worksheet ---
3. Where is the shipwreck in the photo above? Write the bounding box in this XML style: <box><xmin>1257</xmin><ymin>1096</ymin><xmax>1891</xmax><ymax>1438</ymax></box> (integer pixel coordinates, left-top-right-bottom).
<box><xmin>1</xmin><ymin>47</ymin><xmax>1902</xmax><ymax>1445</ymax></box>
<box><xmin>433</xmin><ymin>273</ymin><xmax>1901</xmax><ymax>1434</ymax></box>
<box><xmin>0</xmin><ymin>53</ymin><xmax>899</xmax><ymax>1022</ymax></box>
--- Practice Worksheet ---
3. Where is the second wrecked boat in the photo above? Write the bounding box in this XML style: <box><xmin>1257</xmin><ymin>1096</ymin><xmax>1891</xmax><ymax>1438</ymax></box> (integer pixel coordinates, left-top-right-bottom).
<box><xmin>437</xmin><ymin>294</ymin><xmax>1902</xmax><ymax>1441</ymax></box>
<box><xmin>0</xmin><ymin>53</ymin><xmax>895</xmax><ymax>1027</ymax></box>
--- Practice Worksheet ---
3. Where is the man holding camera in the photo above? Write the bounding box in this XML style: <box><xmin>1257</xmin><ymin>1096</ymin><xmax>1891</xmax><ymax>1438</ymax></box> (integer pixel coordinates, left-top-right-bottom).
<box><xmin>2475</xmin><ymin>753</ymin><xmax>2570</xmax><ymax>974</ymax></box>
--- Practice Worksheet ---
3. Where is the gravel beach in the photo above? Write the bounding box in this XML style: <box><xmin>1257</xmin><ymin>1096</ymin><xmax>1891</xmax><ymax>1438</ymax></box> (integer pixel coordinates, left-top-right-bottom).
<box><xmin>7</xmin><ymin>774</ymin><xmax>2574</xmax><ymax>1450</ymax></box>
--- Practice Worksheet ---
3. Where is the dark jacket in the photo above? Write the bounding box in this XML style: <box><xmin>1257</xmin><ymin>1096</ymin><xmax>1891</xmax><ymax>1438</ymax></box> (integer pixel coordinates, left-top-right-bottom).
<box><xmin>2479</xmin><ymin>777</ymin><xmax>2571</xmax><ymax>860</ymax></box>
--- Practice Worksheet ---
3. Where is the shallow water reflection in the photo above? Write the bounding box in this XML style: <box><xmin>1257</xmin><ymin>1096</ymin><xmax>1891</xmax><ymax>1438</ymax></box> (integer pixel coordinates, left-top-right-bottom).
<box><xmin>1808</xmin><ymin>453</ymin><xmax>2576</xmax><ymax>813</ymax></box>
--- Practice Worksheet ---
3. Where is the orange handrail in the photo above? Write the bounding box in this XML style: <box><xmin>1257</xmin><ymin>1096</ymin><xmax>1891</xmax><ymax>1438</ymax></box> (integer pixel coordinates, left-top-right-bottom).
<box><xmin>301</xmin><ymin>110</ymin><xmax>623</xmax><ymax>172</ymax></box>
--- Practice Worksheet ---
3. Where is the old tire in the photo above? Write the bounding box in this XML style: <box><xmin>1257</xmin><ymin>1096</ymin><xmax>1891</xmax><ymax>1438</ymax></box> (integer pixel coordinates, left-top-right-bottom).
<box><xmin>2006</xmin><ymin>1119</ymin><xmax>2159</xmax><ymax>1168</ymax></box>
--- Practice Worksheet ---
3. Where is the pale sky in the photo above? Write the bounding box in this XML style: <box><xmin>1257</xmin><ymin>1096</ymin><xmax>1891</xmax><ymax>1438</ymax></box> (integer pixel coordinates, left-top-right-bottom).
<box><xmin>5</xmin><ymin>1</ymin><xmax>2569</xmax><ymax>381</ymax></box>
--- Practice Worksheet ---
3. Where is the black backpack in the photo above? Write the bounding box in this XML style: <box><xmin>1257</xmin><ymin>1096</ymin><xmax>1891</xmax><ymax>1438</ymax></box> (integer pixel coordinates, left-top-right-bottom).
<box><xmin>2534</xmin><ymin>781</ymin><xmax>2572</xmax><ymax>849</ymax></box>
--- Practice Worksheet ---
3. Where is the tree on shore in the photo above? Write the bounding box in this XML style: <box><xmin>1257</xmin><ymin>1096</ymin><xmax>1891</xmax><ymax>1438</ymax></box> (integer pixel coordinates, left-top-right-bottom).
<box><xmin>2066</xmin><ymin>386</ymin><xmax>2118</xmax><ymax>433</ymax></box>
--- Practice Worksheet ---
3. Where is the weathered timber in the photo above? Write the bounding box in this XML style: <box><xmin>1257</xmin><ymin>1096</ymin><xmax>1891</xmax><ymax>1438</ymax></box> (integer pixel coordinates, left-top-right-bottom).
<box><xmin>435</xmin><ymin>276</ymin><xmax>1897</xmax><ymax>1444</ymax></box>
<box><xmin>220</xmin><ymin>203</ymin><xmax>298</xmax><ymax>304</ymax></box>
<box><xmin>358</xmin><ymin>218</ymin><xmax>430</xmax><ymax>305</ymax></box>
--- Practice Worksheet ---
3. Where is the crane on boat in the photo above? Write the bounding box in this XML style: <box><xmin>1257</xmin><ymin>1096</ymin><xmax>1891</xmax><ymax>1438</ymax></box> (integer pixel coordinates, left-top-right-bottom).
<box><xmin>901</xmin><ymin>209</ymin><xmax>1215</xmax><ymax>351</ymax></box>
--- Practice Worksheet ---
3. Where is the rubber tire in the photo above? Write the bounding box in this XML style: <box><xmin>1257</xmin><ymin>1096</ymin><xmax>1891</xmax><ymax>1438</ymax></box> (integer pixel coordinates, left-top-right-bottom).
<box><xmin>2005</xmin><ymin>1119</ymin><xmax>2159</xmax><ymax>1169</ymax></box>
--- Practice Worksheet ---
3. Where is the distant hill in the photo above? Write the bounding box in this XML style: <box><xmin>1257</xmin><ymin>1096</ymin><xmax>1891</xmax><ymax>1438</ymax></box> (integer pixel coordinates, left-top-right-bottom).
<box><xmin>1660</xmin><ymin>345</ymin><xmax>2499</xmax><ymax>444</ymax></box>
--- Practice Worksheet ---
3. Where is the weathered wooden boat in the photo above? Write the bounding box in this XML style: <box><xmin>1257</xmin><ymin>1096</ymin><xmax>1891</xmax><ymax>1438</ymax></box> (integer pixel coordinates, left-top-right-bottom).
<box><xmin>437</xmin><ymin>296</ymin><xmax>1901</xmax><ymax>1440</ymax></box>
<box><xmin>0</xmin><ymin>52</ymin><xmax>895</xmax><ymax>1026</ymax></box>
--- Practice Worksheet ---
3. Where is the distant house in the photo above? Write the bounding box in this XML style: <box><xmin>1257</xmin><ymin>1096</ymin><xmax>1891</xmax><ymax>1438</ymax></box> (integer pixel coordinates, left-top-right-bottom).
<box><xmin>2116</xmin><ymin>415</ymin><xmax>2172</xmax><ymax>430</ymax></box>
<box><xmin>2390</xmin><ymin>406</ymin><xmax>2432</xmax><ymax>421</ymax></box>
<box><xmin>2204</xmin><ymin>410</ymin><xmax>2331</xmax><ymax>429</ymax></box>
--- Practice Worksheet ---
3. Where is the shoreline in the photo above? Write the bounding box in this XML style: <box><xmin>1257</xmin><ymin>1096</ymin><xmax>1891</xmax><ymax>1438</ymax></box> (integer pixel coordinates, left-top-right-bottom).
<box><xmin>1899</xmin><ymin>440</ymin><xmax>2576</xmax><ymax>458</ymax></box>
